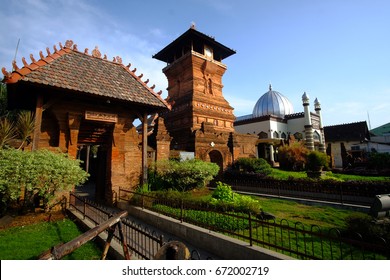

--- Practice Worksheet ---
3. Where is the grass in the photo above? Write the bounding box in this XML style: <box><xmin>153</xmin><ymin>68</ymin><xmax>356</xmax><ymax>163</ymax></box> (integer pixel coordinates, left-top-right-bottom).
<box><xmin>268</xmin><ymin>168</ymin><xmax>390</xmax><ymax>182</ymax></box>
<box><xmin>0</xmin><ymin>218</ymin><xmax>102</xmax><ymax>260</ymax></box>
<box><xmin>148</xmin><ymin>188</ymin><xmax>364</xmax><ymax>231</ymax></box>
<box><xmin>252</xmin><ymin>197</ymin><xmax>354</xmax><ymax>229</ymax></box>
<box><xmin>146</xmin><ymin>190</ymin><xmax>385</xmax><ymax>260</ymax></box>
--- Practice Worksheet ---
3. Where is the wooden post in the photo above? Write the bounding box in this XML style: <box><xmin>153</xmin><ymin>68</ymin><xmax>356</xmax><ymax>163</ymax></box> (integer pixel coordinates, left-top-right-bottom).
<box><xmin>101</xmin><ymin>225</ymin><xmax>116</xmax><ymax>260</ymax></box>
<box><xmin>32</xmin><ymin>94</ymin><xmax>43</xmax><ymax>150</ymax></box>
<box><xmin>117</xmin><ymin>221</ymin><xmax>131</xmax><ymax>260</ymax></box>
<box><xmin>142</xmin><ymin>112</ymin><xmax>148</xmax><ymax>186</ymax></box>
<box><xmin>39</xmin><ymin>211</ymin><xmax>128</xmax><ymax>260</ymax></box>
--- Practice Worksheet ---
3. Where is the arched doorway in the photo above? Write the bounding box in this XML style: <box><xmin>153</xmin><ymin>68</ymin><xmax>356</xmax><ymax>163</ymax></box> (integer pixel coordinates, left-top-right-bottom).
<box><xmin>208</xmin><ymin>150</ymin><xmax>223</xmax><ymax>176</ymax></box>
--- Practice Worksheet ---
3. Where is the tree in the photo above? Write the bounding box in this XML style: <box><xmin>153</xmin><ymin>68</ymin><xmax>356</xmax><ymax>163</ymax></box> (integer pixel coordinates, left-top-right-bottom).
<box><xmin>306</xmin><ymin>151</ymin><xmax>329</xmax><ymax>171</ymax></box>
<box><xmin>0</xmin><ymin>83</ymin><xmax>35</xmax><ymax>150</ymax></box>
<box><xmin>0</xmin><ymin>149</ymin><xmax>89</xmax><ymax>214</ymax></box>
<box><xmin>278</xmin><ymin>141</ymin><xmax>309</xmax><ymax>171</ymax></box>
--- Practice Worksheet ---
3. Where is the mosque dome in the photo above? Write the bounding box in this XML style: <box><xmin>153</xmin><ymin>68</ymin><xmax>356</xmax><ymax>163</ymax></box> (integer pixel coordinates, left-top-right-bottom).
<box><xmin>252</xmin><ymin>85</ymin><xmax>294</xmax><ymax>118</ymax></box>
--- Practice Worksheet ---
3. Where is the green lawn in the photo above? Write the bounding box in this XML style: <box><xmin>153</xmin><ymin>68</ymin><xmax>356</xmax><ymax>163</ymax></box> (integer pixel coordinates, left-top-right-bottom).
<box><xmin>268</xmin><ymin>168</ymin><xmax>390</xmax><ymax>182</ymax></box>
<box><xmin>0</xmin><ymin>219</ymin><xmax>102</xmax><ymax>260</ymax></box>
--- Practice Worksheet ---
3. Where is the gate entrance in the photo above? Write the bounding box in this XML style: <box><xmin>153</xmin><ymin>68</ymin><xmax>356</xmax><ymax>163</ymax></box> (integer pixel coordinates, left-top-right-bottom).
<box><xmin>208</xmin><ymin>150</ymin><xmax>223</xmax><ymax>176</ymax></box>
<box><xmin>76</xmin><ymin>120</ymin><xmax>114</xmax><ymax>202</ymax></box>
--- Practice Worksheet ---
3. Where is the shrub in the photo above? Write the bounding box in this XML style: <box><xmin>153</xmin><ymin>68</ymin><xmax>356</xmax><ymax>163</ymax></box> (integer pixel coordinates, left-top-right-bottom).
<box><xmin>148</xmin><ymin>159</ymin><xmax>219</xmax><ymax>191</ymax></box>
<box><xmin>0</xmin><ymin>149</ymin><xmax>89</xmax><ymax>213</ymax></box>
<box><xmin>211</xmin><ymin>181</ymin><xmax>261</xmax><ymax>214</ymax></box>
<box><xmin>367</xmin><ymin>152</ymin><xmax>390</xmax><ymax>172</ymax></box>
<box><xmin>233</xmin><ymin>157</ymin><xmax>272</xmax><ymax>175</ymax></box>
<box><xmin>344</xmin><ymin>213</ymin><xmax>390</xmax><ymax>244</ymax></box>
<box><xmin>212</xmin><ymin>181</ymin><xmax>234</xmax><ymax>202</ymax></box>
<box><xmin>306</xmin><ymin>151</ymin><xmax>329</xmax><ymax>171</ymax></box>
<box><xmin>278</xmin><ymin>141</ymin><xmax>309</xmax><ymax>171</ymax></box>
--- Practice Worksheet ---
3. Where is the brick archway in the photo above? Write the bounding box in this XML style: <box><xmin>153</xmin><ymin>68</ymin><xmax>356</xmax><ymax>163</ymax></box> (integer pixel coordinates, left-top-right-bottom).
<box><xmin>208</xmin><ymin>149</ymin><xmax>223</xmax><ymax>175</ymax></box>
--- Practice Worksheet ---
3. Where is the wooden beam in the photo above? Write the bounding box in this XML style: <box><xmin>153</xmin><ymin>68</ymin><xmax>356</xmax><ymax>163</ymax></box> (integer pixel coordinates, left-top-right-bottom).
<box><xmin>32</xmin><ymin>94</ymin><xmax>43</xmax><ymax>150</ymax></box>
<box><xmin>142</xmin><ymin>112</ymin><xmax>148</xmax><ymax>186</ymax></box>
<box><xmin>39</xmin><ymin>211</ymin><xmax>128</xmax><ymax>260</ymax></box>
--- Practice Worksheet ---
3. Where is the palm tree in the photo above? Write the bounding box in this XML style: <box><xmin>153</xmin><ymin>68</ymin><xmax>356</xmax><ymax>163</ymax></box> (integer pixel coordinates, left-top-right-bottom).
<box><xmin>0</xmin><ymin>83</ymin><xmax>35</xmax><ymax>149</ymax></box>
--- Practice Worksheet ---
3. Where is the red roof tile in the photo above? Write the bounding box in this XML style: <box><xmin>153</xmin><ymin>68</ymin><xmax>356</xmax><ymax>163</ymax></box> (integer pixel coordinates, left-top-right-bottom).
<box><xmin>2</xmin><ymin>41</ymin><xmax>170</xmax><ymax>110</ymax></box>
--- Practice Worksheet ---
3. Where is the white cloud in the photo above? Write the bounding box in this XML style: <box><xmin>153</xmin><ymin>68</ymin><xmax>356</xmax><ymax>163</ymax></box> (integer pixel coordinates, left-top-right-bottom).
<box><xmin>0</xmin><ymin>0</ymin><xmax>168</xmax><ymax>94</ymax></box>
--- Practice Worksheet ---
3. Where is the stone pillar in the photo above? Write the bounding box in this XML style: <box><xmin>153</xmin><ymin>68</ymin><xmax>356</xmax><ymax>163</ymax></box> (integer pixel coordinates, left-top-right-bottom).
<box><xmin>269</xmin><ymin>144</ymin><xmax>275</xmax><ymax>164</ymax></box>
<box><xmin>302</xmin><ymin>92</ymin><xmax>314</xmax><ymax>151</ymax></box>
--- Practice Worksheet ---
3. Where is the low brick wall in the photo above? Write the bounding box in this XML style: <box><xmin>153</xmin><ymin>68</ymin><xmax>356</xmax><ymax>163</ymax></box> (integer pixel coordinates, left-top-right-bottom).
<box><xmin>118</xmin><ymin>202</ymin><xmax>293</xmax><ymax>260</ymax></box>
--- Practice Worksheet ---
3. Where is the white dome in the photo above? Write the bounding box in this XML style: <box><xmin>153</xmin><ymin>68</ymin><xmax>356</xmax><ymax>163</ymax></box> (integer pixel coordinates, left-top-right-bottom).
<box><xmin>252</xmin><ymin>85</ymin><xmax>294</xmax><ymax>118</ymax></box>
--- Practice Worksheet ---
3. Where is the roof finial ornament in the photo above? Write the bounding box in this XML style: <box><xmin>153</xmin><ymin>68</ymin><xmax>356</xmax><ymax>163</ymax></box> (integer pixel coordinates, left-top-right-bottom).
<box><xmin>39</xmin><ymin>51</ymin><xmax>45</xmax><ymax>60</ymax></box>
<box><xmin>92</xmin><ymin>46</ymin><xmax>101</xmax><ymax>58</ymax></box>
<box><xmin>30</xmin><ymin>54</ymin><xmax>36</xmax><ymax>63</ymax></box>
<box><xmin>12</xmin><ymin>60</ymin><xmax>19</xmax><ymax>71</ymax></box>
<box><xmin>22</xmin><ymin>57</ymin><xmax>28</xmax><ymax>66</ymax></box>
<box><xmin>190</xmin><ymin>21</ymin><xmax>196</xmax><ymax>29</ymax></box>
<box><xmin>65</xmin><ymin>40</ymin><xmax>73</xmax><ymax>48</ymax></box>
<box><xmin>269</xmin><ymin>84</ymin><xmax>272</xmax><ymax>91</ymax></box>
<box><xmin>46</xmin><ymin>47</ymin><xmax>51</xmax><ymax>56</ymax></box>
<box><xmin>2</xmin><ymin>67</ymin><xmax>10</xmax><ymax>77</ymax></box>
<box><xmin>53</xmin><ymin>45</ymin><xmax>58</xmax><ymax>52</ymax></box>
<box><xmin>84</xmin><ymin>48</ymin><xmax>89</xmax><ymax>54</ymax></box>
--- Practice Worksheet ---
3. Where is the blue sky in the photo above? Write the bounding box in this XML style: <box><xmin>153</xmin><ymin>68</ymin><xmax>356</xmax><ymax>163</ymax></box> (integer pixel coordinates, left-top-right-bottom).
<box><xmin>1</xmin><ymin>0</ymin><xmax>389</xmax><ymax>129</ymax></box>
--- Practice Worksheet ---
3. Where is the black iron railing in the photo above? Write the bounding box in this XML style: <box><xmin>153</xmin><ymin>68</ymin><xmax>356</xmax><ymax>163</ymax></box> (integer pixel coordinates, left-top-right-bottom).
<box><xmin>69</xmin><ymin>193</ymin><xmax>163</xmax><ymax>260</ymax></box>
<box><xmin>119</xmin><ymin>188</ymin><xmax>390</xmax><ymax>260</ymax></box>
<box><xmin>222</xmin><ymin>176</ymin><xmax>390</xmax><ymax>206</ymax></box>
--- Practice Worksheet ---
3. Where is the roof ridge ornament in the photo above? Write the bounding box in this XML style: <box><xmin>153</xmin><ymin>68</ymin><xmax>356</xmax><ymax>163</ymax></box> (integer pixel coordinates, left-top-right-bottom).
<box><xmin>92</xmin><ymin>46</ymin><xmax>101</xmax><ymax>58</ymax></box>
<box><xmin>22</xmin><ymin>57</ymin><xmax>28</xmax><ymax>66</ymax></box>
<box><xmin>269</xmin><ymin>84</ymin><xmax>272</xmax><ymax>91</ymax></box>
<box><xmin>65</xmin><ymin>40</ymin><xmax>74</xmax><ymax>48</ymax></box>
<box><xmin>30</xmin><ymin>54</ymin><xmax>36</xmax><ymax>63</ymax></box>
<box><xmin>12</xmin><ymin>60</ymin><xmax>19</xmax><ymax>71</ymax></box>
<box><xmin>190</xmin><ymin>22</ymin><xmax>196</xmax><ymax>30</ymax></box>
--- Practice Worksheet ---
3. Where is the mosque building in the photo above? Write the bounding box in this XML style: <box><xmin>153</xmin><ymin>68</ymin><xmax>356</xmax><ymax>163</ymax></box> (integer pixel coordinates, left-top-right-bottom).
<box><xmin>234</xmin><ymin>85</ymin><xmax>326</xmax><ymax>164</ymax></box>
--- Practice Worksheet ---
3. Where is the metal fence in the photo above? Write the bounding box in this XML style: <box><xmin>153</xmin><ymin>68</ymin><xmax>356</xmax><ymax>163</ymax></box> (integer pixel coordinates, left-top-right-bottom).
<box><xmin>222</xmin><ymin>176</ymin><xmax>390</xmax><ymax>206</ymax></box>
<box><xmin>119</xmin><ymin>188</ymin><xmax>390</xmax><ymax>260</ymax></box>
<box><xmin>68</xmin><ymin>193</ymin><xmax>163</xmax><ymax>260</ymax></box>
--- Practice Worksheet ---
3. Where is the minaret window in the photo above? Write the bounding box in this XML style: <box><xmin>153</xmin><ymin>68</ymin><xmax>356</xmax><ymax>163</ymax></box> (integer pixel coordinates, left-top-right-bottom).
<box><xmin>204</xmin><ymin>45</ymin><xmax>213</xmax><ymax>59</ymax></box>
<box><xmin>294</xmin><ymin>132</ymin><xmax>303</xmax><ymax>140</ymax></box>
